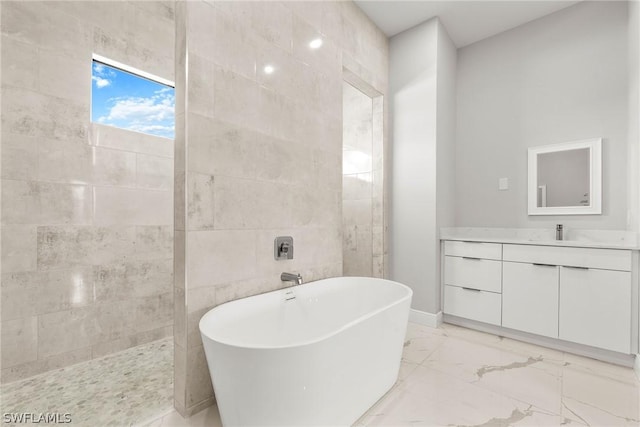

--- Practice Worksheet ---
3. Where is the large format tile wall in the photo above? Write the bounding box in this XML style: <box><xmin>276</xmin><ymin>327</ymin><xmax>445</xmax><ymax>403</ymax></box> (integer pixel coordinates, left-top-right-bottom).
<box><xmin>342</xmin><ymin>81</ymin><xmax>384</xmax><ymax>277</ymax></box>
<box><xmin>0</xmin><ymin>1</ymin><xmax>175</xmax><ymax>383</ymax></box>
<box><xmin>174</xmin><ymin>1</ymin><xmax>389</xmax><ymax>415</ymax></box>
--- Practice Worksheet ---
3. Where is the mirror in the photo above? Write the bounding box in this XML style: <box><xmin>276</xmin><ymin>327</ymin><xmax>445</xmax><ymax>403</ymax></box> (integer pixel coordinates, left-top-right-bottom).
<box><xmin>528</xmin><ymin>138</ymin><xmax>602</xmax><ymax>215</ymax></box>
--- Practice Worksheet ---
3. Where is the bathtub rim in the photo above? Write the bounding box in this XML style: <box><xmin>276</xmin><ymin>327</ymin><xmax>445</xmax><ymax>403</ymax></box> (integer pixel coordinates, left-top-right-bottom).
<box><xmin>199</xmin><ymin>277</ymin><xmax>413</xmax><ymax>350</ymax></box>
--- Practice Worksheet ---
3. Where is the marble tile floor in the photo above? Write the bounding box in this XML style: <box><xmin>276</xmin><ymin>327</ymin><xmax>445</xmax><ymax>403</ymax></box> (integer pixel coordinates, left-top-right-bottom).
<box><xmin>145</xmin><ymin>322</ymin><xmax>640</xmax><ymax>427</ymax></box>
<box><xmin>1</xmin><ymin>338</ymin><xmax>173</xmax><ymax>427</ymax></box>
<box><xmin>357</xmin><ymin>323</ymin><xmax>640</xmax><ymax>427</ymax></box>
<box><xmin>4</xmin><ymin>324</ymin><xmax>636</xmax><ymax>427</ymax></box>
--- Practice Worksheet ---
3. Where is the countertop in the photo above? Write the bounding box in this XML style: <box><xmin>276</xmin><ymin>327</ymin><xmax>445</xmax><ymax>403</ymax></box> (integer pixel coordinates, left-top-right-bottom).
<box><xmin>440</xmin><ymin>228</ymin><xmax>640</xmax><ymax>250</ymax></box>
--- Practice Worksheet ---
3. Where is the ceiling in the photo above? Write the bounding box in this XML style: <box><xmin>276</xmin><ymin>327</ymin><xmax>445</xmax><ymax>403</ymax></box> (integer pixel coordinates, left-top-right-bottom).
<box><xmin>353</xmin><ymin>1</ymin><xmax>581</xmax><ymax>47</ymax></box>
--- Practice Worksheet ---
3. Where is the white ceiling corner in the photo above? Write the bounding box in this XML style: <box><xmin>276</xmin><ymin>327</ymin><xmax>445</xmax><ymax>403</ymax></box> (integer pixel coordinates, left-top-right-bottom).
<box><xmin>353</xmin><ymin>0</ymin><xmax>582</xmax><ymax>47</ymax></box>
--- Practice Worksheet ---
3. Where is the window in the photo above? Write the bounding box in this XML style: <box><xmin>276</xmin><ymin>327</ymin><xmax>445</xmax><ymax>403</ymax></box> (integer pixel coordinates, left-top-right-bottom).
<box><xmin>91</xmin><ymin>54</ymin><xmax>175</xmax><ymax>139</ymax></box>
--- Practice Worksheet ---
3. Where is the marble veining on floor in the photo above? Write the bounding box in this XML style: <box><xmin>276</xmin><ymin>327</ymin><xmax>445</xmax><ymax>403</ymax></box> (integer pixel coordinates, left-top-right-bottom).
<box><xmin>146</xmin><ymin>322</ymin><xmax>639</xmax><ymax>427</ymax></box>
<box><xmin>356</xmin><ymin>323</ymin><xmax>640</xmax><ymax>427</ymax></box>
<box><xmin>4</xmin><ymin>324</ymin><xmax>637</xmax><ymax>427</ymax></box>
<box><xmin>1</xmin><ymin>338</ymin><xmax>173</xmax><ymax>427</ymax></box>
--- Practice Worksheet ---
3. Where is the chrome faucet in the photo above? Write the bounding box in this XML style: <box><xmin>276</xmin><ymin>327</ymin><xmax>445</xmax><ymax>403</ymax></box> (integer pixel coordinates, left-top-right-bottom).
<box><xmin>281</xmin><ymin>272</ymin><xmax>303</xmax><ymax>286</ymax></box>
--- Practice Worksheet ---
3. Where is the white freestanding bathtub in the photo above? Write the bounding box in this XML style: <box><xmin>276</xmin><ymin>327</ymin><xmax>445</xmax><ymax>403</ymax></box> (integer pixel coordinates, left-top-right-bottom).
<box><xmin>199</xmin><ymin>277</ymin><xmax>412</xmax><ymax>427</ymax></box>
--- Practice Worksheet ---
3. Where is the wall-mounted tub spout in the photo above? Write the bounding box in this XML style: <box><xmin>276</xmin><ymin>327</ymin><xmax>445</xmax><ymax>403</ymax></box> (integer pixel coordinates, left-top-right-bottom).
<box><xmin>281</xmin><ymin>272</ymin><xmax>303</xmax><ymax>285</ymax></box>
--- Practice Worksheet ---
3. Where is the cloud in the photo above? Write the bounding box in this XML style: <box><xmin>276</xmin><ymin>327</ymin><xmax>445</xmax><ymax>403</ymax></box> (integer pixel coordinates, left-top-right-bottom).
<box><xmin>92</xmin><ymin>62</ymin><xmax>118</xmax><ymax>88</ymax></box>
<box><xmin>93</xmin><ymin>62</ymin><xmax>116</xmax><ymax>78</ymax></box>
<box><xmin>99</xmin><ymin>89</ymin><xmax>175</xmax><ymax>138</ymax></box>
<box><xmin>127</xmin><ymin>124</ymin><xmax>175</xmax><ymax>133</ymax></box>
<box><xmin>101</xmin><ymin>94</ymin><xmax>174</xmax><ymax>122</ymax></box>
<box><xmin>92</xmin><ymin>75</ymin><xmax>111</xmax><ymax>88</ymax></box>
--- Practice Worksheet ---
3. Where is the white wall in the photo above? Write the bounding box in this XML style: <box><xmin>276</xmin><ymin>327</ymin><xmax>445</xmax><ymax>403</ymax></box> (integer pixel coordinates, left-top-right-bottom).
<box><xmin>456</xmin><ymin>1</ymin><xmax>629</xmax><ymax>229</ymax></box>
<box><xmin>435</xmin><ymin>20</ymin><xmax>457</xmax><ymax>312</ymax></box>
<box><xmin>390</xmin><ymin>18</ymin><xmax>437</xmax><ymax>313</ymax></box>
<box><xmin>390</xmin><ymin>18</ymin><xmax>456</xmax><ymax>314</ymax></box>
<box><xmin>630</xmin><ymin>0</ymin><xmax>640</xmax><ymax>232</ymax></box>
<box><xmin>629</xmin><ymin>0</ymin><xmax>640</xmax><ymax>358</ymax></box>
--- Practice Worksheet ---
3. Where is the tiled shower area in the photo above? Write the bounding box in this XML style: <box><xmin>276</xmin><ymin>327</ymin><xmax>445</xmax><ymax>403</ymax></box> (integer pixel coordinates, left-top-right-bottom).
<box><xmin>1</xmin><ymin>1</ymin><xmax>175</xmax><ymax>425</ymax></box>
<box><xmin>1</xmin><ymin>339</ymin><xmax>173</xmax><ymax>426</ymax></box>
<box><xmin>1</xmin><ymin>0</ymin><xmax>389</xmax><ymax>425</ymax></box>
<box><xmin>1</xmin><ymin>123</ymin><xmax>174</xmax><ymax>383</ymax></box>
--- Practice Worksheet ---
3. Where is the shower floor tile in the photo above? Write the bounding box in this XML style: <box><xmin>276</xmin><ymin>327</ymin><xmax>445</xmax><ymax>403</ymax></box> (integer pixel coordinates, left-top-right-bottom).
<box><xmin>1</xmin><ymin>338</ymin><xmax>173</xmax><ymax>427</ymax></box>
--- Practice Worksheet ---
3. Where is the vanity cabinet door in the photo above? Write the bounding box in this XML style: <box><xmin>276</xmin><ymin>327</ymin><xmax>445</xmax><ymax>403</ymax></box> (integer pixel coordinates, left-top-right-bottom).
<box><xmin>502</xmin><ymin>262</ymin><xmax>559</xmax><ymax>338</ymax></box>
<box><xmin>559</xmin><ymin>267</ymin><xmax>631</xmax><ymax>354</ymax></box>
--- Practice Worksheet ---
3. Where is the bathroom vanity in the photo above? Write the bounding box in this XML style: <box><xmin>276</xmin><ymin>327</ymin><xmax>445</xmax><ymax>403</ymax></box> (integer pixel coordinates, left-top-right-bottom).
<box><xmin>440</xmin><ymin>232</ymin><xmax>640</xmax><ymax>365</ymax></box>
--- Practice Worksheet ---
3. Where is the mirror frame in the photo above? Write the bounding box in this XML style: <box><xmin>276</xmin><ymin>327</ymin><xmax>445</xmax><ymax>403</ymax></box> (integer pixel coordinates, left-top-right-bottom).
<box><xmin>527</xmin><ymin>138</ymin><xmax>602</xmax><ymax>216</ymax></box>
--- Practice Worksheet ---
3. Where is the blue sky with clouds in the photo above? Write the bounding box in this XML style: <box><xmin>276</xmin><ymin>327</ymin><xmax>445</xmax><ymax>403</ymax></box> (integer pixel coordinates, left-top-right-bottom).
<box><xmin>91</xmin><ymin>61</ymin><xmax>175</xmax><ymax>139</ymax></box>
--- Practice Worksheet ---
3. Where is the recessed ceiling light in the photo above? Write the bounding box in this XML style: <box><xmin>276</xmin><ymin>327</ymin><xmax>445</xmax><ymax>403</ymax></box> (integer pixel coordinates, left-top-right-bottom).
<box><xmin>309</xmin><ymin>38</ymin><xmax>323</xmax><ymax>49</ymax></box>
<box><xmin>263</xmin><ymin>65</ymin><xmax>275</xmax><ymax>74</ymax></box>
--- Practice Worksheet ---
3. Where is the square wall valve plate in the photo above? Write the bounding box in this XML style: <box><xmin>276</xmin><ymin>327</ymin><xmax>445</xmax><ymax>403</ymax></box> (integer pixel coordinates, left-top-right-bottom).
<box><xmin>274</xmin><ymin>236</ymin><xmax>294</xmax><ymax>260</ymax></box>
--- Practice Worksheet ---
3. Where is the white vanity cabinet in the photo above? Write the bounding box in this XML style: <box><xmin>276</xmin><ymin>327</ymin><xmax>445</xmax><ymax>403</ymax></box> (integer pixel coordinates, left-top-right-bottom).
<box><xmin>442</xmin><ymin>239</ymin><xmax>638</xmax><ymax>358</ymax></box>
<box><xmin>502</xmin><ymin>244</ymin><xmax>632</xmax><ymax>354</ymax></box>
<box><xmin>443</xmin><ymin>241</ymin><xmax>502</xmax><ymax>325</ymax></box>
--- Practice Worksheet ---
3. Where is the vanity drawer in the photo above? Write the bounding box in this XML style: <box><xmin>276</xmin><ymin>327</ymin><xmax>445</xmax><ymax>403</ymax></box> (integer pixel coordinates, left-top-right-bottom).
<box><xmin>444</xmin><ymin>241</ymin><xmax>502</xmax><ymax>260</ymax></box>
<box><xmin>502</xmin><ymin>244</ymin><xmax>631</xmax><ymax>271</ymax></box>
<box><xmin>444</xmin><ymin>256</ymin><xmax>502</xmax><ymax>293</ymax></box>
<box><xmin>444</xmin><ymin>285</ymin><xmax>501</xmax><ymax>326</ymax></box>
